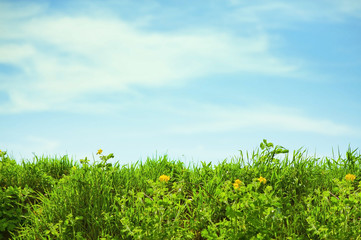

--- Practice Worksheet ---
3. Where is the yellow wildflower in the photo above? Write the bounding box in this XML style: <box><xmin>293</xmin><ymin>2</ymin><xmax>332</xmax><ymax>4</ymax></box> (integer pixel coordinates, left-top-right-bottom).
<box><xmin>72</xmin><ymin>166</ymin><xmax>77</xmax><ymax>170</ymax></box>
<box><xmin>97</xmin><ymin>149</ymin><xmax>103</xmax><ymax>155</ymax></box>
<box><xmin>159</xmin><ymin>175</ymin><xmax>170</xmax><ymax>182</ymax></box>
<box><xmin>258</xmin><ymin>176</ymin><xmax>267</xmax><ymax>184</ymax></box>
<box><xmin>234</xmin><ymin>179</ymin><xmax>242</xmax><ymax>185</ymax></box>
<box><xmin>345</xmin><ymin>174</ymin><xmax>356</xmax><ymax>182</ymax></box>
<box><xmin>233</xmin><ymin>179</ymin><xmax>243</xmax><ymax>190</ymax></box>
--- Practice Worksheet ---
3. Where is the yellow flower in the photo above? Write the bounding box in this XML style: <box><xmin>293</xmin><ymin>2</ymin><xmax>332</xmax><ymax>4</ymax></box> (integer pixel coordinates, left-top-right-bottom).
<box><xmin>233</xmin><ymin>179</ymin><xmax>243</xmax><ymax>190</ymax></box>
<box><xmin>159</xmin><ymin>175</ymin><xmax>170</xmax><ymax>182</ymax></box>
<box><xmin>345</xmin><ymin>174</ymin><xmax>356</xmax><ymax>182</ymax></box>
<box><xmin>234</xmin><ymin>179</ymin><xmax>242</xmax><ymax>185</ymax></box>
<box><xmin>97</xmin><ymin>149</ymin><xmax>103</xmax><ymax>155</ymax></box>
<box><xmin>72</xmin><ymin>166</ymin><xmax>77</xmax><ymax>170</ymax></box>
<box><xmin>258</xmin><ymin>176</ymin><xmax>267</xmax><ymax>184</ymax></box>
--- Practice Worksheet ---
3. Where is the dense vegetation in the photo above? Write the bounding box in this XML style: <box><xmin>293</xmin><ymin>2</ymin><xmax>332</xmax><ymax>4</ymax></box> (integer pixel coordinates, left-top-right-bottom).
<box><xmin>1</xmin><ymin>140</ymin><xmax>361</xmax><ymax>239</ymax></box>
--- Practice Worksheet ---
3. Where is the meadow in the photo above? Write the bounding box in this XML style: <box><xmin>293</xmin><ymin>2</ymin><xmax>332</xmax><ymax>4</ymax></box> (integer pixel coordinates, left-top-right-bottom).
<box><xmin>1</xmin><ymin>140</ymin><xmax>361</xmax><ymax>239</ymax></box>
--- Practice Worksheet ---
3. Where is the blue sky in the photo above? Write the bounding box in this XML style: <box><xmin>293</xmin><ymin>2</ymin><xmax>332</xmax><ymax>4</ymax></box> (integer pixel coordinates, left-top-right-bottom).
<box><xmin>1</xmin><ymin>0</ymin><xmax>361</xmax><ymax>165</ymax></box>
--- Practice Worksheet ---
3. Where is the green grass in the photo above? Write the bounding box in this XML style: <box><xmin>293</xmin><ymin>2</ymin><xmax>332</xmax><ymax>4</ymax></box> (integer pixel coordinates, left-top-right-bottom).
<box><xmin>1</xmin><ymin>140</ymin><xmax>361</xmax><ymax>239</ymax></box>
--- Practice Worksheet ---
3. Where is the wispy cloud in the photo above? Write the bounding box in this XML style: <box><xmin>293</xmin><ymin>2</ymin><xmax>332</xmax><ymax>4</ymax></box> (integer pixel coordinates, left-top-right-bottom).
<box><xmin>168</xmin><ymin>103</ymin><xmax>360</xmax><ymax>137</ymax></box>
<box><xmin>228</xmin><ymin>0</ymin><xmax>361</xmax><ymax>29</ymax></box>
<box><xmin>0</xmin><ymin>1</ymin><xmax>298</xmax><ymax>114</ymax></box>
<box><xmin>0</xmin><ymin>1</ymin><xmax>47</xmax><ymax>20</ymax></box>
<box><xmin>333</xmin><ymin>0</ymin><xmax>361</xmax><ymax>18</ymax></box>
<box><xmin>5</xmin><ymin>135</ymin><xmax>60</xmax><ymax>158</ymax></box>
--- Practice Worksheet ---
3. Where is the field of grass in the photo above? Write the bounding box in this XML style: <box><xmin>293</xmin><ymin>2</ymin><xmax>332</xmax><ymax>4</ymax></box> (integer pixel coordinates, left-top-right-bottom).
<box><xmin>1</xmin><ymin>140</ymin><xmax>361</xmax><ymax>239</ymax></box>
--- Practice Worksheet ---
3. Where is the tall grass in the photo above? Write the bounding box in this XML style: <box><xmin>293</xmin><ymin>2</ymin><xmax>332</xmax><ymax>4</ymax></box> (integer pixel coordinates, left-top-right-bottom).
<box><xmin>1</xmin><ymin>140</ymin><xmax>360</xmax><ymax>239</ymax></box>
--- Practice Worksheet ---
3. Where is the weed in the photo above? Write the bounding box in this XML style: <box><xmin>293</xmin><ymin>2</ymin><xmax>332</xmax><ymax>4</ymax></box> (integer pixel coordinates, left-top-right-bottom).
<box><xmin>0</xmin><ymin>141</ymin><xmax>360</xmax><ymax>239</ymax></box>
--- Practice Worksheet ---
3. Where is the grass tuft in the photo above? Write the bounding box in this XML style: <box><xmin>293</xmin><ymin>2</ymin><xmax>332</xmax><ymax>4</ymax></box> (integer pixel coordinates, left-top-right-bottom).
<box><xmin>1</xmin><ymin>140</ymin><xmax>361</xmax><ymax>239</ymax></box>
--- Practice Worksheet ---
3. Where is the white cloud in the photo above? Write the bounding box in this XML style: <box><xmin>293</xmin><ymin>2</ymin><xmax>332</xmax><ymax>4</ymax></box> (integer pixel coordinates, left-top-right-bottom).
<box><xmin>336</xmin><ymin>0</ymin><xmax>361</xmax><ymax>18</ymax></box>
<box><xmin>228</xmin><ymin>0</ymin><xmax>361</xmax><ymax>27</ymax></box>
<box><xmin>168</xmin><ymin>104</ymin><xmax>359</xmax><ymax>137</ymax></box>
<box><xmin>0</xmin><ymin>1</ymin><xmax>47</xmax><ymax>20</ymax></box>
<box><xmin>0</xmin><ymin>44</ymin><xmax>36</xmax><ymax>63</ymax></box>
<box><xmin>0</xmin><ymin>2</ymin><xmax>297</xmax><ymax>114</ymax></box>
<box><xmin>5</xmin><ymin>136</ymin><xmax>61</xmax><ymax>159</ymax></box>
<box><xmin>26</xmin><ymin>136</ymin><xmax>60</xmax><ymax>152</ymax></box>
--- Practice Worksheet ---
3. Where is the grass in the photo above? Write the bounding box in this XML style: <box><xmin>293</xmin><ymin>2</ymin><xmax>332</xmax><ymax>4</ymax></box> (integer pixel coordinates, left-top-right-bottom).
<box><xmin>1</xmin><ymin>139</ymin><xmax>361</xmax><ymax>239</ymax></box>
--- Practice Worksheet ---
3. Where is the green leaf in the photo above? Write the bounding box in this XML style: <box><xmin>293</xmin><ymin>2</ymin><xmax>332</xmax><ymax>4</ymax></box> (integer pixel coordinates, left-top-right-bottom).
<box><xmin>322</xmin><ymin>191</ymin><xmax>330</xmax><ymax>198</ymax></box>
<box><xmin>0</xmin><ymin>220</ymin><xmax>8</xmax><ymax>231</ymax></box>
<box><xmin>260</xmin><ymin>142</ymin><xmax>265</xmax><ymax>150</ymax></box>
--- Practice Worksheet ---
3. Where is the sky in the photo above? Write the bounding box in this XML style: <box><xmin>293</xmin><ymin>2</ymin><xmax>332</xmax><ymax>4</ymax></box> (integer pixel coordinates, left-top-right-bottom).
<box><xmin>1</xmin><ymin>0</ymin><xmax>361</xmax><ymax>165</ymax></box>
